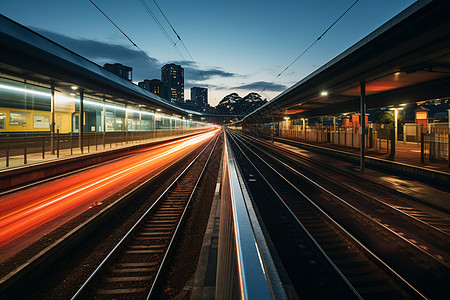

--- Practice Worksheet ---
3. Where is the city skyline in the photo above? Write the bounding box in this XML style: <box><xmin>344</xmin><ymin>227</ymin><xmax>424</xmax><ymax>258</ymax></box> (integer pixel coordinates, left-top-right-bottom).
<box><xmin>1</xmin><ymin>0</ymin><xmax>416</xmax><ymax>106</ymax></box>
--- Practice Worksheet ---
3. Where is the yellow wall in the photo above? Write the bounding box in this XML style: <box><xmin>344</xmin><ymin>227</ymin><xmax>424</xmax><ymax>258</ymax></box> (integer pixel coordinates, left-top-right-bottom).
<box><xmin>0</xmin><ymin>107</ymin><xmax>73</xmax><ymax>133</ymax></box>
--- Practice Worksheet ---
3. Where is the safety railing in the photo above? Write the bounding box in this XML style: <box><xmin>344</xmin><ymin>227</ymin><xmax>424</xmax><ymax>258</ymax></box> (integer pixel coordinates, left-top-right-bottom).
<box><xmin>216</xmin><ymin>131</ymin><xmax>286</xmax><ymax>300</ymax></box>
<box><xmin>0</xmin><ymin>128</ymin><xmax>208</xmax><ymax>169</ymax></box>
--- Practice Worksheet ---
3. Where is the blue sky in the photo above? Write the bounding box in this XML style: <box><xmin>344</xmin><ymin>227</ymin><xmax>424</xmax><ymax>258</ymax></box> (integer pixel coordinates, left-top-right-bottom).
<box><xmin>2</xmin><ymin>0</ymin><xmax>416</xmax><ymax>106</ymax></box>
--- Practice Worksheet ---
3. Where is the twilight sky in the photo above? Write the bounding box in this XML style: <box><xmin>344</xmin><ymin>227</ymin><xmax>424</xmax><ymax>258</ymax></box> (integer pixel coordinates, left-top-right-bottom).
<box><xmin>2</xmin><ymin>0</ymin><xmax>416</xmax><ymax>106</ymax></box>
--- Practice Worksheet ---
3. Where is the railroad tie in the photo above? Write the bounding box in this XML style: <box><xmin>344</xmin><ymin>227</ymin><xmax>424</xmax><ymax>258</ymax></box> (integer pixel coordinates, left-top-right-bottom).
<box><xmin>103</xmin><ymin>276</ymin><xmax>153</xmax><ymax>282</ymax></box>
<box><xmin>133</xmin><ymin>236</ymin><xmax>169</xmax><ymax>241</ymax></box>
<box><xmin>109</xmin><ymin>262</ymin><xmax>158</xmax><ymax>274</ymax></box>
<box><xmin>95</xmin><ymin>287</ymin><xmax>147</xmax><ymax>295</ymax></box>
<box><xmin>124</xmin><ymin>249</ymin><xmax>165</xmax><ymax>254</ymax></box>
<box><xmin>139</xmin><ymin>231</ymin><xmax>170</xmax><ymax>237</ymax></box>
<box><xmin>143</xmin><ymin>229</ymin><xmax>173</xmax><ymax>234</ymax></box>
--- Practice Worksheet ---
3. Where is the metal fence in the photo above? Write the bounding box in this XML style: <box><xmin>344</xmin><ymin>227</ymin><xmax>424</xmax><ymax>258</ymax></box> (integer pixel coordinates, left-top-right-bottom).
<box><xmin>247</xmin><ymin>124</ymin><xmax>450</xmax><ymax>166</ymax></box>
<box><xmin>0</xmin><ymin>128</ymin><xmax>206</xmax><ymax>169</ymax></box>
<box><xmin>422</xmin><ymin>133</ymin><xmax>449</xmax><ymax>164</ymax></box>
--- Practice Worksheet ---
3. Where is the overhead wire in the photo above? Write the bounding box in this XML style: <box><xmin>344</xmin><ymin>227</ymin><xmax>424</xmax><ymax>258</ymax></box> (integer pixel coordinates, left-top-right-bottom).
<box><xmin>148</xmin><ymin>0</ymin><xmax>206</xmax><ymax>81</ymax></box>
<box><xmin>88</xmin><ymin>0</ymin><xmax>161</xmax><ymax>68</ymax></box>
<box><xmin>139</xmin><ymin>0</ymin><xmax>190</xmax><ymax>63</ymax></box>
<box><xmin>139</xmin><ymin>0</ymin><xmax>176</xmax><ymax>46</ymax></box>
<box><xmin>261</xmin><ymin>0</ymin><xmax>359</xmax><ymax>93</ymax></box>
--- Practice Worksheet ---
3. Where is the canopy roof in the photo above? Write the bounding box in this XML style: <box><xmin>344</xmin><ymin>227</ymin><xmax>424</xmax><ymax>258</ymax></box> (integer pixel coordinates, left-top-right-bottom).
<box><xmin>0</xmin><ymin>14</ymin><xmax>202</xmax><ymax>118</ymax></box>
<box><xmin>240</xmin><ymin>0</ymin><xmax>450</xmax><ymax>123</ymax></box>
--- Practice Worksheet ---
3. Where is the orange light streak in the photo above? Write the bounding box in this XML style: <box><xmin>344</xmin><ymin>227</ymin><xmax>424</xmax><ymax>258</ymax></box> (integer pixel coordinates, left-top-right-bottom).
<box><xmin>0</xmin><ymin>128</ymin><xmax>220</xmax><ymax>261</ymax></box>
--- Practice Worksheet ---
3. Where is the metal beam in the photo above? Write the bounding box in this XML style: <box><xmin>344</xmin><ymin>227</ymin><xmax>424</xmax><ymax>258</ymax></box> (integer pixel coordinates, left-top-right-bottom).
<box><xmin>79</xmin><ymin>90</ymin><xmax>84</xmax><ymax>153</ymax></box>
<box><xmin>360</xmin><ymin>82</ymin><xmax>366</xmax><ymax>171</ymax></box>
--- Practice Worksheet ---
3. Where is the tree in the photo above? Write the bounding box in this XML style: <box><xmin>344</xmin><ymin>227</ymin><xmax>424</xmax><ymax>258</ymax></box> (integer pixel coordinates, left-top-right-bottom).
<box><xmin>372</xmin><ymin>111</ymin><xmax>394</xmax><ymax>124</ymax></box>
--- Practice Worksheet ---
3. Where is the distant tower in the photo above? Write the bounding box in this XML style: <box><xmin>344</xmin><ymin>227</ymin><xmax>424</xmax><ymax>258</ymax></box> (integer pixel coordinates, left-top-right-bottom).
<box><xmin>138</xmin><ymin>79</ymin><xmax>166</xmax><ymax>99</ymax></box>
<box><xmin>103</xmin><ymin>63</ymin><xmax>132</xmax><ymax>81</ymax></box>
<box><xmin>191</xmin><ymin>87</ymin><xmax>208</xmax><ymax>111</ymax></box>
<box><xmin>161</xmin><ymin>63</ymin><xmax>184</xmax><ymax>103</ymax></box>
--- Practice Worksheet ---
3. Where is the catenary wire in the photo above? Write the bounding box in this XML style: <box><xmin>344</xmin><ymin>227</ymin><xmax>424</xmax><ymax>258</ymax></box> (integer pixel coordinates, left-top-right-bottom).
<box><xmin>150</xmin><ymin>0</ymin><xmax>206</xmax><ymax>81</ymax></box>
<box><xmin>262</xmin><ymin>0</ymin><xmax>359</xmax><ymax>93</ymax></box>
<box><xmin>89</xmin><ymin>0</ymin><xmax>161</xmax><ymax>68</ymax></box>
<box><xmin>140</xmin><ymin>0</ymin><xmax>176</xmax><ymax>46</ymax></box>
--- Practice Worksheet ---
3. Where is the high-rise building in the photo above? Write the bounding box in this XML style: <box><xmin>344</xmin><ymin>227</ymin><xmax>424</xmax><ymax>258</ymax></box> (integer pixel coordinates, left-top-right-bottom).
<box><xmin>138</xmin><ymin>79</ymin><xmax>166</xmax><ymax>99</ymax></box>
<box><xmin>191</xmin><ymin>87</ymin><xmax>208</xmax><ymax>111</ymax></box>
<box><xmin>103</xmin><ymin>63</ymin><xmax>132</xmax><ymax>81</ymax></box>
<box><xmin>161</xmin><ymin>63</ymin><xmax>184</xmax><ymax>103</ymax></box>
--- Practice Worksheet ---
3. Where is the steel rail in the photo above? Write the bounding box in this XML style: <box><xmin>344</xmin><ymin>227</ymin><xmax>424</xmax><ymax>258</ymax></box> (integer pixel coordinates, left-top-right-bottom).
<box><xmin>71</xmin><ymin>130</ymin><xmax>220</xmax><ymax>299</ymax></box>
<box><xmin>146</xmin><ymin>130</ymin><xmax>221</xmax><ymax>299</ymax></box>
<box><xmin>235</xmin><ymin>131</ymin><xmax>450</xmax><ymax>243</ymax></box>
<box><xmin>228</xmin><ymin>129</ymin><xmax>427</xmax><ymax>299</ymax></box>
<box><xmin>233</xmin><ymin>130</ymin><xmax>449</xmax><ymax>268</ymax></box>
<box><xmin>227</xmin><ymin>130</ymin><xmax>362</xmax><ymax>299</ymax></box>
<box><xmin>265</xmin><ymin>133</ymin><xmax>450</xmax><ymax>213</ymax></box>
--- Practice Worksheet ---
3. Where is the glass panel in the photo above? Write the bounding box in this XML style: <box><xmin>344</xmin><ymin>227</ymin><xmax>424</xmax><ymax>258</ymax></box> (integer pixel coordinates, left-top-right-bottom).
<box><xmin>54</xmin><ymin>91</ymin><xmax>78</xmax><ymax>133</ymax></box>
<box><xmin>0</xmin><ymin>77</ymin><xmax>51</xmax><ymax>133</ymax></box>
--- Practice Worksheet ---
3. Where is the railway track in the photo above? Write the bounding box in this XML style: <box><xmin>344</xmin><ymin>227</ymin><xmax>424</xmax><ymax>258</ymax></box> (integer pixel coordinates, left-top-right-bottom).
<box><xmin>236</xmin><ymin>131</ymin><xmax>450</xmax><ymax>263</ymax></box>
<box><xmin>228</xmin><ymin>129</ymin><xmax>448</xmax><ymax>299</ymax></box>
<box><xmin>71</xmin><ymin>131</ymin><xmax>220</xmax><ymax>299</ymax></box>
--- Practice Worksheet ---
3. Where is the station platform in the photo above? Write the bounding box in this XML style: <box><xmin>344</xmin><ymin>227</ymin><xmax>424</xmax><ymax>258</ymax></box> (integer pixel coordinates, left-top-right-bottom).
<box><xmin>0</xmin><ymin>133</ymin><xmax>198</xmax><ymax>170</ymax></box>
<box><xmin>286</xmin><ymin>138</ymin><xmax>450</xmax><ymax>174</ymax></box>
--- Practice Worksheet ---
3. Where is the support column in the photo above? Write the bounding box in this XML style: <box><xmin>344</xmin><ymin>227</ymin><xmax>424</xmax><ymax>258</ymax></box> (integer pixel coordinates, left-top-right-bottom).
<box><xmin>139</xmin><ymin>107</ymin><xmax>142</xmax><ymax>131</ymax></box>
<box><xmin>103</xmin><ymin>99</ymin><xmax>106</xmax><ymax>149</ymax></box>
<box><xmin>333</xmin><ymin>116</ymin><xmax>336</xmax><ymax>144</ymax></box>
<box><xmin>50</xmin><ymin>87</ymin><xmax>55</xmax><ymax>154</ymax></box>
<box><xmin>125</xmin><ymin>104</ymin><xmax>128</xmax><ymax>143</ymax></box>
<box><xmin>153</xmin><ymin>110</ymin><xmax>157</xmax><ymax>139</ymax></box>
<box><xmin>79</xmin><ymin>90</ymin><xmax>84</xmax><ymax>153</ymax></box>
<box><xmin>360</xmin><ymin>82</ymin><xmax>366</xmax><ymax>171</ymax></box>
<box><xmin>394</xmin><ymin>108</ymin><xmax>398</xmax><ymax>145</ymax></box>
<box><xmin>271</xmin><ymin>114</ymin><xmax>275</xmax><ymax>142</ymax></box>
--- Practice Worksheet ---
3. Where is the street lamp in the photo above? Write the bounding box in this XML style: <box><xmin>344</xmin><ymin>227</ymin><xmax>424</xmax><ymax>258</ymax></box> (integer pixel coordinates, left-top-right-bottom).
<box><xmin>389</xmin><ymin>106</ymin><xmax>404</xmax><ymax>144</ymax></box>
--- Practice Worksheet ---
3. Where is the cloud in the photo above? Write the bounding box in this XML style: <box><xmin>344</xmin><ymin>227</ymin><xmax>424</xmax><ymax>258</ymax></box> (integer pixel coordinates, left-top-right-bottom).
<box><xmin>180</xmin><ymin>64</ymin><xmax>238</xmax><ymax>81</ymax></box>
<box><xmin>33</xmin><ymin>27</ymin><xmax>162</xmax><ymax>81</ymax></box>
<box><xmin>232</xmin><ymin>81</ymin><xmax>287</xmax><ymax>92</ymax></box>
<box><xmin>32</xmin><ymin>28</ymin><xmax>240</xmax><ymax>86</ymax></box>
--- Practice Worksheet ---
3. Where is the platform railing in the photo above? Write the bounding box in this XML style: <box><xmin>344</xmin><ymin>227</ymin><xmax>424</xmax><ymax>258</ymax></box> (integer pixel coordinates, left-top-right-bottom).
<box><xmin>216</xmin><ymin>131</ymin><xmax>286</xmax><ymax>300</ymax></box>
<box><xmin>0</xmin><ymin>128</ymin><xmax>208</xmax><ymax>169</ymax></box>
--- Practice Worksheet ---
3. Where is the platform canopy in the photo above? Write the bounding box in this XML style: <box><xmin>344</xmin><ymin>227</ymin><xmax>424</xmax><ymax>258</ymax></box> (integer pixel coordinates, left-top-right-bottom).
<box><xmin>0</xmin><ymin>14</ymin><xmax>202</xmax><ymax>119</ymax></box>
<box><xmin>239</xmin><ymin>0</ymin><xmax>450</xmax><ymax>124</ymax></box>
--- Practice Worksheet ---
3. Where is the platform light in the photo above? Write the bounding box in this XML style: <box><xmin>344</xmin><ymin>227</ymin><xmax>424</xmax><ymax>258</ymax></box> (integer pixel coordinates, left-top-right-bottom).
<box><xmin>320</xmin><ymin>91</ymin><xmax>328</xmax><ymax>96</ymax></box>
<box><xmin>399</xmin><ymin>103</ymin><xmax>407</xmax><ymax>106</ymax></box>
<box><xmin>284</xmin><ymin>117</ymin><xmax>290</xmax><ymax>120</ymax></box>
<box><xmin>0</xmin><ymin>84</ymin><xmax>50</xmax><ymax>97</ymax></box>
<box><xmin>71</xmin><ymin>86</ymin><xmax>78</xmax><ymax>90</ymax></box>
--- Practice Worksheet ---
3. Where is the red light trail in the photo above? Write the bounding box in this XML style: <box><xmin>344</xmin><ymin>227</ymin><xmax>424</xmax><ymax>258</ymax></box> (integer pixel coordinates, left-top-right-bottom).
<box><xmin>0</xmin><ymin>128</ymin><xmax>220</xmax><ymax>262</ymax></box>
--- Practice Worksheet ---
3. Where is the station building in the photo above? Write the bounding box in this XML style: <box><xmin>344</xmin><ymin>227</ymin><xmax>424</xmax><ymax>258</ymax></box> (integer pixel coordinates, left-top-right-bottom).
<box><xmin>0</xmin><ymin>14</ymin><xmax>205</xmax><ymax>138</ymax></box>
